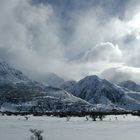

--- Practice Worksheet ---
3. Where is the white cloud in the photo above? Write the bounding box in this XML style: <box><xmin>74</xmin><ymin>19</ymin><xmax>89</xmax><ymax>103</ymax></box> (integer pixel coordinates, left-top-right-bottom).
<box><xmin>82</xmin><ymin>42</ymin><xmax>122</xmax><ymax>62</ymax></box>
<box><xmin>0</xmin><ymin>0</ymin><xmax>66</xmax><ymax>77</ymax></box>
<box><xmin>101</xmin><ymin>66</ymin><xmax>140</xmax><ymax>84</ymax></box>
<box><xmin>0</xmin><ymin>0</ymin><xmax>140</xmax><ymax>82</ymax></box>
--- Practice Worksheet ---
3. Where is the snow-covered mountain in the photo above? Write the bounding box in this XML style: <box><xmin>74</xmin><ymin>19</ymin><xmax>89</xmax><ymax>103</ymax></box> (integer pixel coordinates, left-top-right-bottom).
<box><xmin>118</xmin><ymin>80</ymin><xmax>140</xmax><ymax>92</ymax></box>
<box><xmin>0</xmin><ymin>59</ymin><xmax>30</xmax><ymax>83</ymax></box>
<box><xmin>61</xmin><ymin>75</ymin><xmax>140</xmax><ymax>111</ymax></box>
<box><xmin>0</xmin><ymin>59</ymin><xmax>95</xmax><ymax>112</ymax></box>
<box><xmin>1</xmin><ymin>59</ymin><xmax>140</xmax><ymax>112</ymax></box>
<box><xmin>0</xmin><ymin>89</ymin><xmax>94</xmax><ymax>113</ymax></box>
<box><xmin>36</xmin><ymin>72</ymin><xmax>65</xmax><ymax>87</ymax></box>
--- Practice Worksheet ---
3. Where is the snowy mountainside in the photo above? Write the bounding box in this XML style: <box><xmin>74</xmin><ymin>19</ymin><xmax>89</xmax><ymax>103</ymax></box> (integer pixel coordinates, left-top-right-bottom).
<box><xmin>61</xmin><ymin>75</ymin><xmax>140</xmax><ymax>110</ymax></box>
<box><xmin>1</xmin><ymin>59</ymin><xmax>140</xmax><ymax>112</ymax></box>
<box><xmin>0</xmin><ymin>59</ymin><xmax>30</xmax><ymax>83</ymax></box>
<box><xmin>118</xmin><ymin>80</ymin><xmax>140</xmax><ymax>92</ymax></box>
<box><xmin>0</xmin><ymin>59</ymin><xmax>95</xmax><ymax>112</ymax></box>
<box><xmin>60</xmin><ymin>80</ymin><xmax>77</xmax><ymax>93</ymax></box>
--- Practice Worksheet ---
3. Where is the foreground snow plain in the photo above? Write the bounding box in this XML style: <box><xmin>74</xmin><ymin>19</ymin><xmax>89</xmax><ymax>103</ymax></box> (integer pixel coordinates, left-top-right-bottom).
<box><xmin>0</xmin><ymin>115</ymin><xmax>140</xmax><ymax>140</ymax></box>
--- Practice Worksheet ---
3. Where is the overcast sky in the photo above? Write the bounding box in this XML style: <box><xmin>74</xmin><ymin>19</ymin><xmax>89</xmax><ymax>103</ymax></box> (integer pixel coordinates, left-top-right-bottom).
<box><xmin>0</xmin><ymin>0</ymin><xmax>140</xmax><ymax>83</ymax></box>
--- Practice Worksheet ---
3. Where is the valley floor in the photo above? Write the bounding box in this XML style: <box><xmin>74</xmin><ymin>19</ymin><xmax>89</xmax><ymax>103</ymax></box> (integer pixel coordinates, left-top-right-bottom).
<box><xmin>0</xmin><ymin>115</ymin><xmax>139</xmax><ymax>140</ymax></box>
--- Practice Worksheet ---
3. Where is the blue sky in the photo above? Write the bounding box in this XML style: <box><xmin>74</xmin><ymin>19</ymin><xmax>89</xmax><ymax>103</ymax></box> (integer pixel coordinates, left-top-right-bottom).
<box><xmin>0</xmin><ymin>0</ymin><xmax>140</xmax><ymax>83</ymax></box>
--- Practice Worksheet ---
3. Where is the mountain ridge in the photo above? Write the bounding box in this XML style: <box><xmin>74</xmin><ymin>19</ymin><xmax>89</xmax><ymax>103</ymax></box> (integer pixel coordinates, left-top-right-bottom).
<box><xmin>61</xmin><ymin>75</ymin><xmax>140</xmax><ymax>111</ymax></box>
<box><xmin>1</xmin><ymin>59</ymin><xmax>140</xmax><ymax>112</ymax></box>
<box><xmin>0</xmin><ymin>59</ymin><xmax>95</xmax><ymax>113</ymax></box>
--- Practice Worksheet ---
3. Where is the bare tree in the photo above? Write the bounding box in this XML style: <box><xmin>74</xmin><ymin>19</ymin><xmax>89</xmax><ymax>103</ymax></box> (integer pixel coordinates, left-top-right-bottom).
<box><xmin>24</xmin><ymin>116</ymin><xmax>29</xmax><ymax>121</ymax></box>
<box><xmin>30</xmin><ymin>129</ymin><xmax>43</xmax><ymax>140</ymax></box>
<box><xmin>90</xmin><ymin>115</ymin><xmax>97</xmax><ymax>121</ymax></box>
<box><xmin>99</xmin><ymin>115</ymin><xmax>105</xmax><ymax>121</ymax></box>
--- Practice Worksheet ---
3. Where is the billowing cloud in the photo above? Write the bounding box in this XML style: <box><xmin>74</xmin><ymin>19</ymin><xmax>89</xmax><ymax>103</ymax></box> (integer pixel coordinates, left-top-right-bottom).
<box><xmin>101</xmin><ymin>67</ymin><xmax>140</xmax><ymax>84</ymax></box>
<box><xmin>82</xmin><ymin>42</ymin><xmax>122</xmax><ymax>62</ymax></box>
<box><xmin>0</xmin><ymin>0</ymin><xmax>140</xmax><ymax>82</ymax></box>
<box><xmin>0</xmin><ymin>0</ymin><xmax>65</xmax><ymax>77</ymax></box>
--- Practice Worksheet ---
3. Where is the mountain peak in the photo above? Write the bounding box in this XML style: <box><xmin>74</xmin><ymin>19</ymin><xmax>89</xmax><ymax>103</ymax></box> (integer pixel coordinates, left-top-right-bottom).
<box><xmin>61</xmin><ymin>74</ymin><xmax>140</xmax><ymax>110</ymax></box>
<box><xmin>0</xmin><ymin>58</ymin><xmax>9</xmax><ymax>68</ymax></box>
<box><xmin>84</xmin><ymin>75</ymin><xmax>100</xmax><ymax>80</ymax></box>
<box><xmin>119</xmin><ymin>80</ymin><xmax>137</xmax><ymax>85</ymax></box>
<box><xmin>0</xmin><ymin>58</ymin><xmax>30</xmax><ymax>83</ymax></box>
<box><xmin>36</xmin><ymin>72</ymin><xmax>65</xmax><ymax>87</ymax></box>
<box><xmin>79</xmin><ymin>75</ymin><xmax>101</xmax><ymax>84</ymax></box>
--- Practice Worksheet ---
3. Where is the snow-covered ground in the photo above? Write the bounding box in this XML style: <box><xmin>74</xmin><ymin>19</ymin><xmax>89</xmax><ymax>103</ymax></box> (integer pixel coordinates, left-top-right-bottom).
<box><xmin>0</xmin><ymin>115</ymin><xmax>140</xmax><ymax>140</ymax></box>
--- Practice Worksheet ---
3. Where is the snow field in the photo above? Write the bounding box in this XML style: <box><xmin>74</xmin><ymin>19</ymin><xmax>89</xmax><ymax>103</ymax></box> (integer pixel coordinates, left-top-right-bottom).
<box><xmin>0</xmin><ymin>115</ymin><xmax>140</xmax><ymax>140</ymax></box>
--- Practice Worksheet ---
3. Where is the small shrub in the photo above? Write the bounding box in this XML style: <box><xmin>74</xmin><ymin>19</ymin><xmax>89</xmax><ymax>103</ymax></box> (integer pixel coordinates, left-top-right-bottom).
<box><xmin>90</xmin><ymin>115</ymin><xmax>97</xmax><ymax>121</ymax></box>
<box><xmin>24</xmin><ymin>116</ymin><xmax>29</xmax><ymax>120</ymax></box>
<box><xmin>99</xmin><ymin>115</ymin><xmax>105</xmax><ymax>121</ymax></box>
<box><xmin>30</xmin><ymin>129</ymin><xmax>43</xmax><ymax>140</ymax></box>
